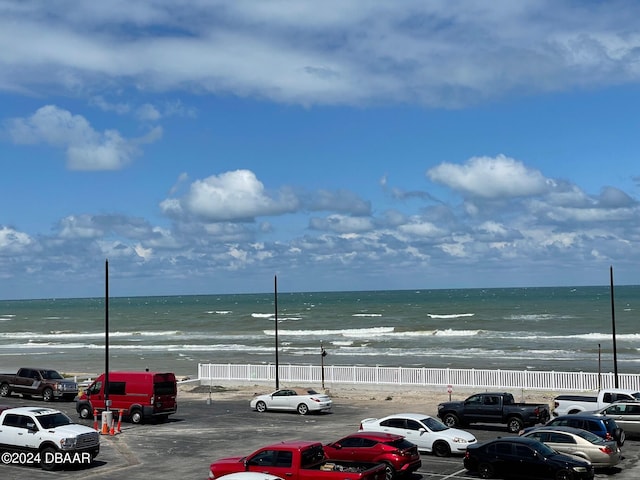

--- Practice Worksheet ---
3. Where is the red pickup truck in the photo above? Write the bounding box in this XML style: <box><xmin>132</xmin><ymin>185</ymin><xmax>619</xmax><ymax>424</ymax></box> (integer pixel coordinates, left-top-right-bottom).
<box><xmin>208</xmin><ymin>441</ymin><xmax>387</xmax><ymax>480</ymax></box>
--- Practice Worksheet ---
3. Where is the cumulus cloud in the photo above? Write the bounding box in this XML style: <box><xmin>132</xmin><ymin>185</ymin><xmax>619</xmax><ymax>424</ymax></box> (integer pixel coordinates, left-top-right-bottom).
<box><xmin>4</xmin><ymin>105</ymin><xmax>162</xmax><ymax>170</ymax></box>
<box><xmin>163</xmin><ymin>169</ymin><xmax>299</xmax><ymax>222</ymax></box>
<box><xmin>427</xmin><ymin>154</ymin><xmax>551</xmax><ymax>199</ymax></box>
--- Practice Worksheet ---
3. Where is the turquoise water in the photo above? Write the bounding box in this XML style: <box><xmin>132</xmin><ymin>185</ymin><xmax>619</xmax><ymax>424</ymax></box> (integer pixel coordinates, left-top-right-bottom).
<box><xmin>0</xmin><ymin>286</ymin><xmax>637</xmax><ymax>376</ymax></box>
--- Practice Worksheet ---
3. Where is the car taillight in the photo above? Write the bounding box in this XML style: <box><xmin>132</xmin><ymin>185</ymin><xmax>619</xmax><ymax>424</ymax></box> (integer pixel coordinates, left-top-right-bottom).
<box><xmin>600</xmin><ymin>446</ymin><xmax>613</xmax><ymax>454</ymax></box>
<box><xmin>310</xmin><ymin>397</ymin><xmax>320</xmax><ymax>403</ymax></box>
<box><xmin>605</xmin><ymin>433</ymin><xmax>613</xmax><ymax>441</ymax></box>
<box><xmin>534</xmin><ymin>407</ymin><xmax>539</xmax><ymax>415</ymax></box>
<box><xmin>358</xmin><ymin>423</ymin><xmax>363</xmax><ymax>430</ymax></box>
<box><xmin>464</xmin><ymin>451</ymin><xmax>470</xmax><ymax>459</ymax></box>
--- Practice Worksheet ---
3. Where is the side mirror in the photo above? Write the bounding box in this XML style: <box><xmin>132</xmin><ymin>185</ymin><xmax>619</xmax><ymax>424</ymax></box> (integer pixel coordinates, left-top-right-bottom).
<box><xmin>27</xmin><ymin>422</ymin><xmax>38</xmax><ymax>432</ymax></box>
<box><xmin>332</xmin><ymin>443</ymin><xmax>342</xmax><ymax>450</ymax></box>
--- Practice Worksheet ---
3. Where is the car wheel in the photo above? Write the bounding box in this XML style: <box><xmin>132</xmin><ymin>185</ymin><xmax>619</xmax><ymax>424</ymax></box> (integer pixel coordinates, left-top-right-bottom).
<box><xmin>555</xmin><ymin>469</ymin><xmax>574</xmax><ymax>480</ymax></box>
<box><xmin>432</xmin><ymin>440</ymin><xmax>451</xmax><ymax>457</ymax></box>
<box><xmin>297</xmin><ymin>403</ymin><xmax>309</xmax><ymax>415</ymax></box>
<box><xmin>478</xmin><ymin>462</ymin><xmax>494</xmax><ymax>479</ymax></box>
<box><xmin>442</xmin><ymin>413</ymin><xmax>459</xmax><ymax>428</ymax></box>
<box><xmin>0</xmin><ymin>383</ymin><xmax>11</xmax><ymax>397</ymax></box>
<box><xmin>382</xmin><ymin>462</ymin><xmax>395</xmax><ymax>480</ymax></box>
<box><xmin>79</xmin><ymin>405</ymin><xmax>93</xmax><ymax>419</ymax></box>
<box><xmin>614</xmin><ymin>428</ymin><xmax>625</xmax><ymax>447</ymax></box>
<box><xmin>507</xmin><ymin>416</ymin><xmax>524</xmax><ymax>433</ymax></box>
<box><xmin>42</xmin><ymin>387</ymin><xmax>54</xmax><ymax>402</ymax></box>
<box><xmin>256</xmin><ymin>401</ymin><xmax>267</xmax><ymax>413</ymax></box>
<box><xmin>131</xmin><ymin>409</ymin><xmax>143</xmax><ymax>424</ymax></box>
<box><xmin>40</xmin><ymin>446</ymin><xmax>58</xmax><ymax>471</ymax></box>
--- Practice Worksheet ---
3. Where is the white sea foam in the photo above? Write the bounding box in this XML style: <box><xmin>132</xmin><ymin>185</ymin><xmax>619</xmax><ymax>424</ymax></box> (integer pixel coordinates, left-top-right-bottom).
<box><xmin>352</xmin><ymin>313</ymin><xmax>382</xmax><ymax>317</ymax></box>
<box><xmin>252</xmin><ymin>313</ymin><xmax>274</xmax><ymax>318</ymax></box>
<box><xmin>427</xmin><ymin>313</ymin><xmax>475</xmax><ymax>319</ymax></box>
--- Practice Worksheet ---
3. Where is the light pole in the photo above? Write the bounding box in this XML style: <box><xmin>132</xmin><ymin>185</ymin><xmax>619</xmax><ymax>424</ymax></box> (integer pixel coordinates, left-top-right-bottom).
<box><xmin>320</xmin><ymin>341</ymin><xmax>327</xmax><ymax>390</ymax></box>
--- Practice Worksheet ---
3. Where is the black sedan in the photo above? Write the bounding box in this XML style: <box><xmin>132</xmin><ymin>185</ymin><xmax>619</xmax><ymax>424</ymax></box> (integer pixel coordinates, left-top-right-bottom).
<box><xmin>463</xmin><ymin>436</ymin><xmax>594</xmax><ymax>480</ymax></box>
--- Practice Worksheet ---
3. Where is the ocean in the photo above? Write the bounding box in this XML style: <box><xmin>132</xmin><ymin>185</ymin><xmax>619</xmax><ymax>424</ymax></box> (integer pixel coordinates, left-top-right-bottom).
<box><xmin>0</xmin><ymin>286</ymin><xmax>638</xmax><ymax>378</ymax></box>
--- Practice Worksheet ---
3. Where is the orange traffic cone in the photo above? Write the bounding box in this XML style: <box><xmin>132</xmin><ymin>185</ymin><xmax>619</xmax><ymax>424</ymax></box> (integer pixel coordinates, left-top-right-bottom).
<box><xmin>101</xmin><ymin>416</ymin><xmax>109</xmax><ymax>435</ymax></box>
<box><xmin>117</xmin><ymin>409</ymin><xmax>123</xmax><ymax>433</ymax></box>
<box><xmin>93</xmin><ymin>409</ymin><xmax>98</xmax><ymax>431</ymax></box>
<box><xmin>109</xmin><ymin>418</ymin><xmax>115</xmax><ymax>435</ymax></box>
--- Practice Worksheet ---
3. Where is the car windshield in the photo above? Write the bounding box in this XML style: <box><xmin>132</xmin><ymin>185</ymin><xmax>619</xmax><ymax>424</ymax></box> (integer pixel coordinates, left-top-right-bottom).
<box><xmin>39</xmin><ymin>370</ymin><xmax>64</xmax><ymax>380</ymax></box>
<box><xmin>422</xmin><ymin>417</ymin><xmax>449</xmax><ymax>432</ymax></box>
<box><xmin>38</xmin><ymin>412</ymin><xmax>73</xmax><ymax>429</ymax></box>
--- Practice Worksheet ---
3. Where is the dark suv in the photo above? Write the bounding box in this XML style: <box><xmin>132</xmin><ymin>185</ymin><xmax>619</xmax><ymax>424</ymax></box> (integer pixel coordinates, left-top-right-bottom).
<box><xmin>541</xmin><ymin>414</ymin><xmax>625</xmax><ymax>446</ymax></box>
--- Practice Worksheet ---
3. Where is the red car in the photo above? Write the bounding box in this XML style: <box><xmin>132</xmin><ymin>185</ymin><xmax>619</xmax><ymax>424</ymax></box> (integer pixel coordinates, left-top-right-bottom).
<box><xmin>324</xmin><ymin>432</ymin><xmax>421</xmax><ymax>480</ymax></box>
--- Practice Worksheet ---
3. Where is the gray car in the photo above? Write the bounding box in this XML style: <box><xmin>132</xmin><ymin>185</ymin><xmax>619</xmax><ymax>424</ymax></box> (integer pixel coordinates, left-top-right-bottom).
<box><xmin>521</xmin><ymin>425</ymin><xmax>622</xmax><ymax>468</ymax></box>
<box><xmin>592</xmin><ymin>401</ymin><xmax>640</xmax><ymax>437</ymax></box>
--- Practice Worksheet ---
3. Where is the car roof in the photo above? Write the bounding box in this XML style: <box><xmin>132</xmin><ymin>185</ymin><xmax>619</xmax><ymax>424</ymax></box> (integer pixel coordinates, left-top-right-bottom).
<box><xmin>524</xmin><ymin>426</ymin><xmax>592</xmax><ymax>436</ymax></box>
<box><xmin>384</xmin><ymin>413</ymin><xmax>432</xmax><ymax>420</ymax></box>
<box><xmin>1</xmin><ymin>407</ymin><xmax>61</xmax><ymax>416</ymax></box>
<box><xmin>341</xmin><ymin>432</ymin><xmax>404</xmax><ymax>441</ymax></box>
<box><xmin>552</xmin><ymin>413</ymin><xmax>607</xmax><ymax>420</ymax></box>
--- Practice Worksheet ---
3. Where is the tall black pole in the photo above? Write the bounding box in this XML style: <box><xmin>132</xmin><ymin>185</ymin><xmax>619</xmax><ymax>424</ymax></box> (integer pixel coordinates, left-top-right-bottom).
<box><xmin>610</xmin><ymin>266</ymin><xmax>619</xmax><ymax>388</ymax></box>
<box><xmin>105</xmin><ymin>259</ymin><xmax>110</xmax><ymax>411</ymax></box>
<box><xmin>274</xmin><ymin>275</ymin><xmax>279</xmax><ymax>390</ymax></box>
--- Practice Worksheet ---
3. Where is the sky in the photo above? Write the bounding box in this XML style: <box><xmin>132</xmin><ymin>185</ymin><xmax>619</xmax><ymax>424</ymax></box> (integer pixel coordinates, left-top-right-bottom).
<box><xmin>1</xmin><ymin>1</ymin><xmax>640</xmax><ymax>300</ymax></box>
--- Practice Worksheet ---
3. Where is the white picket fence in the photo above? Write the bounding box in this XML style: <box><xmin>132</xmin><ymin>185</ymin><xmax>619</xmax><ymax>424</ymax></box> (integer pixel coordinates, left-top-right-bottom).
<box><xmin>197</xmin><ymin>363</ymin><xmax>640</xmax><ymax>392</ymax></box>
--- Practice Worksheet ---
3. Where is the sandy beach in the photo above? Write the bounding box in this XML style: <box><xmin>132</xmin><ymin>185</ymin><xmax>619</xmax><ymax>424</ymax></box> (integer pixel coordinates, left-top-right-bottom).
<box><xmin>177</xmin><ymin>380</ymin><xmax>561</xmax><ymax>414</ymax></box>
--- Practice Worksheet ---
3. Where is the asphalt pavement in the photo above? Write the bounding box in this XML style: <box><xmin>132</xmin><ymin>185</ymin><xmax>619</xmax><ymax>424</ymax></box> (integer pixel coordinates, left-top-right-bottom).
<box><xmin>1</xmin><ymin>389</ymin><xmax>639</xmax><ymax>479</ymax></box>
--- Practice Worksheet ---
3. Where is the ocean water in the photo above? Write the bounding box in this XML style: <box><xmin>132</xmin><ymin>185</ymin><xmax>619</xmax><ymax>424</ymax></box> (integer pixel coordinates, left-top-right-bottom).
<box><xmin>0</xmin><ymin>286</ymin><xmax>638</xmax><ymax>377</ymax></box>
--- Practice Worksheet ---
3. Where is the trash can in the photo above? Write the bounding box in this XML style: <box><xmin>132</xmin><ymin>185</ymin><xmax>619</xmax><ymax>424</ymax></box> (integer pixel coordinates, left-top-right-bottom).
<box><xmin>101</xmin><ymin>410</ymin><xmax>113</xmax><ymax>434</ymax></box>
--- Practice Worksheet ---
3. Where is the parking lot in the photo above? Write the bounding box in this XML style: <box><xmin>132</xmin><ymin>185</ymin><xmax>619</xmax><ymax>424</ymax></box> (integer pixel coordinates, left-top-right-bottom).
<box><xmin>1</xmin><ymin>390</ymin><xmax>640</xmax><ymax>479</ymax></box>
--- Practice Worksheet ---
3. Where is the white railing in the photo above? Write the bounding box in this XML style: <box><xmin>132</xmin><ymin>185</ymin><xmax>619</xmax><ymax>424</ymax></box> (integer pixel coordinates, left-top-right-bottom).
<box><xmin>197</xmin><ymin>363</ymin><xmax>640</xmax><ymax>392</ymax></box>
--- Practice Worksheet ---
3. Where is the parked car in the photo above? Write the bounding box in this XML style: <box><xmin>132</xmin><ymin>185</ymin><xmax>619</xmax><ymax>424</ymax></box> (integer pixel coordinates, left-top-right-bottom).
<box><xmin>0</xmin><ymin>367</ymin><xmax>78</xmax><ymax>401</ymax></box>
<box><xmin>217</xmin><ymin>474</ymin><xmax>284</xmax><ymax>480</ymax></box>
<box><xmin>323</xmin><ymin>432</ymin><xmax>421</xmax><ymax>480</ymax></box>
<box><xmin>463</xmin><ymin>436</ymin><xmax>594</xmax><ymax>480</ymax></box>
<box><xmin>359</xmin><ymin>412</ymin><xmax>476</xmax><ymax>457</ymax></box>
<box><xmin>250</xmin><ymin>388</ymin><xmax>332</xmax><ymax>415</ymax></box>
<box><xmin>552</xmin><ymin>388</ymin><xmax>640</xmax><ymax>416</ymax></box>
<box><xmin>539</xmin><ymin>413</ymin><xmax>625</xmax><ymax>446</ymax></box>
<box><xmin>588</xmin><ymin>401</ymin><xmax>640</xmax><ymax>437</ymax></box>
<box><xmin>520</xmin><ymin>425</ymin><xmax>622</xmax><ymax>468</ymax></box>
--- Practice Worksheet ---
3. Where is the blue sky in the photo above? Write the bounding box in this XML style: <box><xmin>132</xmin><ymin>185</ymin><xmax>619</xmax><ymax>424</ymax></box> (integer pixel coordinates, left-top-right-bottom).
<box><xmin>1</xmin><ymin>1</ymin><xmax>640</xmax><ymax>300</ymax></box>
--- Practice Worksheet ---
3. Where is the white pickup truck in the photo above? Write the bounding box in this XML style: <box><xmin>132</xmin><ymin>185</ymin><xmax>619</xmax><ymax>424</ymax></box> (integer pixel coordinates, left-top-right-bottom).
<box><xmin>0</xmin><ymin>406</ymin><xmax>100</xmax><ymax>470</ymax></box>
<box><xmin>552</xmin><ymin>388</ymin><xmax>640</xmax><ymax>416</ymax></box>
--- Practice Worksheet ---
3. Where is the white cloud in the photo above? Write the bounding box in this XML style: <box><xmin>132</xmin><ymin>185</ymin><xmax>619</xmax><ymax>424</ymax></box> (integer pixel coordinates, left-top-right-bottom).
<box><xmin>3</xmin><ymin>3</ymin><xmax>640</xmax><ymax>106</ymax></box>
<box><xmin>427</xmin><ymin>154</ymin><xmax>551</xmax><ymax>199</ymax></box>
<box><xmin>179</xmin><ymin>170</ymin><xmax>299</xmax><ymax>221</ymax></box>
<box><xmin>5</xmin><ymin>105</ymin><xmax>162</xmax><ymax>170</ymax></box>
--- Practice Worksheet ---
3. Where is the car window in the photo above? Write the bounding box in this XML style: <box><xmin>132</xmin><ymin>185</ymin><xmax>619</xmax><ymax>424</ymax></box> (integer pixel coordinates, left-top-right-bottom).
<box><xmin>515</xmin><ymin>445</ymin><xmax>535</xmax><ymax>457</ymax></box>
<box><xmin>466</xmin><ymin>395</ymin><xmax>482</xmax><ymax>405</ymax></box>
<box><xmin>548</xmin><ymin>432</ymin><xmax>575</xmax><ymax>444</ymax></box>
<box><xmin>526</xmin><ymin>432</ymin><xmax>547</xmax><ymax>442</ymax></box>
<box><xmin>575</xmin><ymin>429</ymin><xmax>606</xmax><ymax>444</ymax></box>
<box><xmin>495</xmin><ymin>443</ymin><xmax>512</xmax><ymax>455</ymax></box>
<box><xmin>381</xmin><ymin>418</ymin><xmax>405</xmax><ymax>428</ymax></box>
<box><xmin>275</xmin><ymin>451</ymin><xmax>292</xmax><ymax>468</ymax></box>
<box><xmin>406</xmin><ymin>420</ymin><xmax>422</xmax><ymax>431</ymax></box>
<box><xmin>38</xmin><ymin>413</ymin><xmax>72</xmax><ymax>429</ymax></box>
<box><xmin>340</xmin><ymin>437</ymin><xmax>362</xmax><ymax>448</ymax></box>
<box><xmin>628</xmin><ymin>405</ymin><xmax>640</xmax><ymax>414</ymax></box>
<box><xmin>361</xmin><ymin>438</ymin><xmax>377</xmax><ymax>448</ymax></box>
<box><xmin>484</xmin><ymin>396</ymin><xmax>499</xmax><ymax>405</ymax></box>
<box><xmin>248</xmin><ymin>450</ymin><xmax>276</xmax><ymax>466</ymax></box>
<box><xmin>587</xmin><ymin>420</ymin><xmax>603</xmax><ymax>432</ymax></box>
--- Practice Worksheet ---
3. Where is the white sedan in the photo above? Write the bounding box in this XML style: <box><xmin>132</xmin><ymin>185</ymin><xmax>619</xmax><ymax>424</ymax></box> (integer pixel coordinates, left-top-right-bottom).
<box><xmin>250</xmin><ymin>388</ymin><xmax>332</xmax><ymax>415</ymax></box>
<box><xmin>359</xmin><ymin>412</ymin><xmax>476</xmax><ymax>457</ymax></box>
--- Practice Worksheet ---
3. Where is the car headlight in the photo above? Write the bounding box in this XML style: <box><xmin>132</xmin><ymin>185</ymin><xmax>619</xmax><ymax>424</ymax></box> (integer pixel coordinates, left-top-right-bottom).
<box><xmin>452</xmin><ymin>437</ymin><xmax>469</xmax><ymax>443</ymax></box>
<box><xmin>60</xmin><ymin>437</ymin><xmax>77</xmax><ymax>449</ymax></box>
<box><xmin>572</xmin><ymin>466</ymin><xmax>589</xmax><ymax>472</ymax></box>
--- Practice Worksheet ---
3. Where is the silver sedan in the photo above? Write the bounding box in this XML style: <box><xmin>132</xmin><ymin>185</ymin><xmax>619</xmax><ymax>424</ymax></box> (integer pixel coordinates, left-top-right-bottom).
<box><xmin>520</xmin><ymin>425</ymin><xmax>622</xmax><ymax>468</ymax></box>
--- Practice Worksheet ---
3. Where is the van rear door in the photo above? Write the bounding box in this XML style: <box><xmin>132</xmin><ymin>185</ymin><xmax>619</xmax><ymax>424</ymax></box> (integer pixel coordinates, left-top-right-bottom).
<box><xmin>153</xmin><ymin>373</ymin><xmax>177</xmax><ymax>413</ymax></box>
